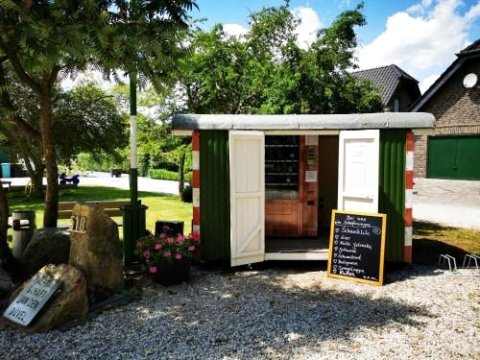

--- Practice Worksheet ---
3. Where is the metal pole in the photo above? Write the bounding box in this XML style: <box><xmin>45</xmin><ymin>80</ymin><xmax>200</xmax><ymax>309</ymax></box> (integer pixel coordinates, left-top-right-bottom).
<box><xmin>129</xmin><ymin>72</ymin><xmax>138</xmax><ymax>205</ymax></box>
<box><xmin>123</xmin><ymin>71</ymin><xmax>147</xmax><ymax>265</ymax></box>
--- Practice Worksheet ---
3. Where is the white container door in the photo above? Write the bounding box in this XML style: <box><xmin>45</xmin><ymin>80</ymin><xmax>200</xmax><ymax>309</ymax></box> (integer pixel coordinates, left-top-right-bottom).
<box><xmin>230</xmin><ymin>131</ymin><xmax>265</xmax><ymax>266</ymax></box>
<box><xmin>338</xmin><ymin>130</ymin><xmax>379</xmax><ymax>213</ymax></box>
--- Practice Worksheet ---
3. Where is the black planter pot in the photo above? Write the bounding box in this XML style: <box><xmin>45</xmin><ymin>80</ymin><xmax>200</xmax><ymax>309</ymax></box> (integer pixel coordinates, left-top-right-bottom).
<box><xmin>151</xmin><ymin>259</ymin><xmax>191</xmax><ymax>286</ymax></box>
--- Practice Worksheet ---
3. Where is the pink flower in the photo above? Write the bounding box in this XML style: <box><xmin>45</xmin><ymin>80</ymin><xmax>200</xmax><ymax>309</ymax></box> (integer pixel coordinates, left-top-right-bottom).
<box><xmin>163</xmin><ymin>250</ymin><xmax>172</xmax><ymax>258</ymax></box>
<box><xmin>154</xmin><ymin>243</ymin><xmax>162</xmax><ymax>250</ymax></box>
<box><xmin>176</xmin><ymin>234</ymin><xmax>185</xmax><ymax>244</ymax></box>
<box><xmin>159</xmin><ymin>233</ymin><xmax>166</xmax><ymax>239</ymax></box>
<box><xmin>149</xmin><ymin>266</ymin><xmax>158</xmax><ymax>274</ymax></box>
<box><xmin>188</xmin><ymin>245</ymin><xmax>195</xmax><ymax>252</ymax></box>
<box><xmin>167</xmin><ymin>238</ymin><xmax>174</xmax><ymax>245</ymax></box>
<box><xmin>175</xmin><ymin>253</ymin><xmax>183</xmax><ymax>260</ymax></box>
<box><xmin>143</xmin><ymin>251</ymin><xmax>151</xmax><ymax>260</ymax></box>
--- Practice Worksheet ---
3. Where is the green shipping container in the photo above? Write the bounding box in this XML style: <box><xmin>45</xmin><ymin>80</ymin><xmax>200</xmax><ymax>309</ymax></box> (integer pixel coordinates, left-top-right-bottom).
<box><xmin>172</xmin><ymin>113</ymin><xmax>435</xmax><ymax>266</ymax></box>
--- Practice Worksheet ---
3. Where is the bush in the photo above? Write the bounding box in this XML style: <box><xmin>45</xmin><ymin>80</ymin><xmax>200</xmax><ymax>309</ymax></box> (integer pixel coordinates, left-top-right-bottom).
<box><xmin>148</xmin><ymin>168</ymin><xmax>192</xmax><ymax>182</ymax></box>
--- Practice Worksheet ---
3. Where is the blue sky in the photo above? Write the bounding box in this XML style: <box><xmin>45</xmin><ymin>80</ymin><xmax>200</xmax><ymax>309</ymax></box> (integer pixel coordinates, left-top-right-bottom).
<box><xmin>189</xmin><ymin>0</ymin><xmax>480</xmax><ymax>92</ymax></box>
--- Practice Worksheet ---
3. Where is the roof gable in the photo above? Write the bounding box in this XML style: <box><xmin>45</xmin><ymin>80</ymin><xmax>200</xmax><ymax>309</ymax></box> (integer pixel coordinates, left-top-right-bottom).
<box><xmin>410</xmin><ymin>38</ymin><xmax>480</xmax><ymax>111</ymax></box>
<box><xmin>352</xmin><ymin>65</ymin><xmax>419</xmax><ymax>106</ymax></box>
<box><xmin>458</xmin><ymin>39</ymin><xmax>480</xmax><ymax>56</ymax></box>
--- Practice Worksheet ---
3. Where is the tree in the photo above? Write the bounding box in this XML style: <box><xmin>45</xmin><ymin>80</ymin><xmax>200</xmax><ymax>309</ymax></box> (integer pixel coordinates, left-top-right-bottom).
<box><xmin>175</xmin><ymin>3</ymin><xmax>382</xmax><ymax>115</ymax></box>
<box><xmin>0</xmin><ymin>0</ymin><xmax>196</xmax><ymax>229</ymax></box>
<box><xmin>0</xmin><ymin>77</ymin><xmax>128</xmax><ymax>198</ymax></box>
<box><xmin>54</xmin><ymin>84</ymin><xmax>128</xmax><ymax>166</ymax></box>
<box><xmin>0</xmin><ymin>1</ymin><xmax>196</xmax><ymax>270</ymax></box>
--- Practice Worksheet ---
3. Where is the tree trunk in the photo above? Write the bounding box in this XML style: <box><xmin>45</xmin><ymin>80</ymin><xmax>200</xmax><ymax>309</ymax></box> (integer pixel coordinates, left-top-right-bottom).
<box><xmin>24</xmin><ymin>156</ymin><xmax>44</xmax><ymax>199</ymax></box>
<box><xmin>39</xmin><ymin>88</ymin><xmax>59</xmax><ymax>228</ymax></box>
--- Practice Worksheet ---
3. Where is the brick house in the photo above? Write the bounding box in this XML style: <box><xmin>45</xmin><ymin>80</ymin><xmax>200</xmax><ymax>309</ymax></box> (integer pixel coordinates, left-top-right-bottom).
<box><xmin>410</xmin><ymin>39</ymin><xmax>480</xmax><ymax>179</ymax></box>
<box><xmin>352</xmin><ymin>64</ymin><xmax>421</xmax><ymax>112</ymax></box>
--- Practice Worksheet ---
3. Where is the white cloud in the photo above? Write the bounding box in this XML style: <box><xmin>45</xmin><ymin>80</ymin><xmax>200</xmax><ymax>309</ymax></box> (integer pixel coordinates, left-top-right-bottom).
<box><xmin>419</xmin><ymin>73</ymin><xmax>440</xmax><ymax>94</ymax></box>
<box><xmin>407</xmin><ymin>0</ymin><xmax>434</xmax><ymax>14</ymax></box>
<box><xmin>357</xmin><ymin>0</ymin><xmax>480</xmax><ymax>82</ymax></box>
<box><xmin>292</xmin><ymin>7</ymin><xmax>323</xmax><ymax>49</ymax></box>
<box><xmin>221</xmin><ymin>6</ymin><xmax>322</xmax><ymax>49</ymax></box>
<box><xmin>223</xmin><ymin>23</ymin><xmax>248</xmax><ymax>39</ymax></box>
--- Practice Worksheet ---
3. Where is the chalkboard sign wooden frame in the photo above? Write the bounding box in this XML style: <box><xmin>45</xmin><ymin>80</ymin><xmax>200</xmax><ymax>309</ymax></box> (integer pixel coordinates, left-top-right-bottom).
<box><xmin>327</xmin><ymin>210</ymin><xmax>387</xmax><ymax>286</ymax></box>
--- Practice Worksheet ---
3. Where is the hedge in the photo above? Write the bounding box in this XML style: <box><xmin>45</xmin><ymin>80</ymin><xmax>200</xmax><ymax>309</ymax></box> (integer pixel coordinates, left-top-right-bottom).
<box><xmin>148</xmin><ymin>168</ymin><xmax>192</xmax><ymax>182</ymax></box>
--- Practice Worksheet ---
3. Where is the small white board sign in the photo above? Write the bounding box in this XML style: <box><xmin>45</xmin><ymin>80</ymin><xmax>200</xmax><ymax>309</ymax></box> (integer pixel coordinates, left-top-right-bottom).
<box><xmin>3</xmin><ymin>272</ymin><xmax>60</xmax><ymax>326</ymax></box>
<box><xmin>305</xmin><ymin>171</ymin><xmax>318</xmax><ymax>182</ymax></box>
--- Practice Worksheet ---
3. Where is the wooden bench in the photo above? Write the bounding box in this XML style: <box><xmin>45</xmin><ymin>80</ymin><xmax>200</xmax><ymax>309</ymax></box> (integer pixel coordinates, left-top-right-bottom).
<box><xmin>58</xmin><ymin>200</ymin><xmax>130</xmax><ymax>227</ymax></box>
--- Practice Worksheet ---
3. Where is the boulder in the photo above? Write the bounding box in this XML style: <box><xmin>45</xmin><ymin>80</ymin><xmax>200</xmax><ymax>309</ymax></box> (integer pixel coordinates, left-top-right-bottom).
<box><xmin>8</xmin><ymin>264</ymin><xmax>88</xmax><ymax>333</ymax></box>
<box><xmin>69</xmin><ymin>204</ymin><xmax>124</xmax><ymax>302</ymax></box>
<box><xmin>20</xmin><ymin>228</ymin><xmax>70</xmax><ymax>276</ymax></box>
<box><xmin>0</xmin><ymin>267</ymin><xmax>14</xmax><ymax>299</ymax></box>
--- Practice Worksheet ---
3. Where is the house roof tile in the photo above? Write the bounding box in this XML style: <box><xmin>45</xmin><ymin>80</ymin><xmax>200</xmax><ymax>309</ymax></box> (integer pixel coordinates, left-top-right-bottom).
<box><xmin>352</xmin><ymin>65</ymin><xmax>419</xmax><ymax>106</ymax></box>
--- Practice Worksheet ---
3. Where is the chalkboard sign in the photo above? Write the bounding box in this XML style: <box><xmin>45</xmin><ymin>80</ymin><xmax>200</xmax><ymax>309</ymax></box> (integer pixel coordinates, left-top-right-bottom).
<box><xmin>327</xmin><ymin>210</ymin><xmax>387</xmax><ymax>286</ymax></box>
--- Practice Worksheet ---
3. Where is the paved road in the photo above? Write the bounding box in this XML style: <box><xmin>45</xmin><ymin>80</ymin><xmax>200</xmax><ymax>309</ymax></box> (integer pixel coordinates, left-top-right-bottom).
<box><xmin>4</xmin><ymin>174</ymin><xmax>479</xmax><ymax>230</ymax></box>
<box><xmin>79</xmin><ymin>171</ymin><xmax>180</xmax><ymax>195</ymax></box>
<box><xmin>413</xmin><ymin>178</ymin><xmax>480</xmax><ymax>230</ymax></box>
<box><xmin>5</xmin><ymin>171</ymin><xmax>180</xmax><ymax>196</ymax></box>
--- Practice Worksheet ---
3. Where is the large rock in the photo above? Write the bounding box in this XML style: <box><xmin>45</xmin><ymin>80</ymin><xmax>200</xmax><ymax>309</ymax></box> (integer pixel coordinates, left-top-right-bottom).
<box><xmin>69</xmin><ymin>204</ymin><xmax>124</xmax><ymax>302</ymax></box>
<box><xmin>20</xmin><ymin>228</ymin><xmax>70</xmax><ymax>276</ymax></box>
<box><xmin>8</xmin><ymin>264</ymin><xmax>88</xmax><ymax>333</ymax></box>
<box><xmin>0</xmin><ymin>267</ymin><xmax>14</xmax><ymax>299</ymax></box>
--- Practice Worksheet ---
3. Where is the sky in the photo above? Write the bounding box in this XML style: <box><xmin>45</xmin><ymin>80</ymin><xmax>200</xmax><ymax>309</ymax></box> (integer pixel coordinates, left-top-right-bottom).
<box><xmin>189</xmin><ymin>0</ymin><xmax>480</xmax><ymax>93</ymax></box>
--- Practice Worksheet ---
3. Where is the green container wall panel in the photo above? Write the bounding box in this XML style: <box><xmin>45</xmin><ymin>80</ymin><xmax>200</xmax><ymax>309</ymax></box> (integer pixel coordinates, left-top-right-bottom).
<box><xmin>199</xmin><ymin>131</ymin><xmax>231</xmax><ymax>262</ymax></box>
<box><xmin>379</xmin><ymin>130</ymin><xmax>406</xmax><ymax>262</ymax></box>
<box><xmin>428</xmin><ymin>136</ymin><xmax>480</xmax><ymax>180</ymax></box>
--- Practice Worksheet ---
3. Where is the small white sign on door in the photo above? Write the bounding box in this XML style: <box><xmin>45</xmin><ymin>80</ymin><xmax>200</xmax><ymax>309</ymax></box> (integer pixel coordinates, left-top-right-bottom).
<box><xmin>305</xmin><ymin>171</ymin><xmax>318</xmax><ymax>182</ymax></box>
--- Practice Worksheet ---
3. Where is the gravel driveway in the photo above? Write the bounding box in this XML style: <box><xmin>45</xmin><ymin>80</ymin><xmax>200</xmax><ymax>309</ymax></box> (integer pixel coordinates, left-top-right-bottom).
<box><xmin>1</xmin><ymin>264</ymin><xmax>479</xmax><ymax>359</ymax></box>
<box><xmin>2</xmin><ymin>176</ymin><xmax>478</xmax><ymax>358</ymax></box>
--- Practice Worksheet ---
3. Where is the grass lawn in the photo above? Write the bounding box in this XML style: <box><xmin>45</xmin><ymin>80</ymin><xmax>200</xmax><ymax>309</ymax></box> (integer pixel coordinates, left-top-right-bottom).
<box><xmin>7</xmin><ymin>185</ymin><xmax>192</xmax><ymax>238</ymax></box>
<box><xmin>8</xmin><ymin>187</ymin><xmax>480</xmax><ymax>265</ymax></box>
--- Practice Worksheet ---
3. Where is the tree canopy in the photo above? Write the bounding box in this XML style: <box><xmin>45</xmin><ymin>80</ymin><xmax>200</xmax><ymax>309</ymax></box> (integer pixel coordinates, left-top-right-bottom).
<box><xmin>0</xmin><ymin>0</ymin><xmax>196</xmax><ymax>229</ymax></box>
<box><xmin>176</xmin><ymin>3</ymin><xmax>382</xmax><ymax>115</ymax></box>
<box><xmin>0</xmin><ymin>0</ymin><xmax>196</xmax><ymax>271</ymax></box>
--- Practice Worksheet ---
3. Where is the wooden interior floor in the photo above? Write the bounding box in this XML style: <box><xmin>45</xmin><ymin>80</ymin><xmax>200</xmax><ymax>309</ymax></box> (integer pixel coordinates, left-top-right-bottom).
<box><xmin>265</xmin><ymin>229</ymin><xmax>330</xmax><ymax>253</ymax></box>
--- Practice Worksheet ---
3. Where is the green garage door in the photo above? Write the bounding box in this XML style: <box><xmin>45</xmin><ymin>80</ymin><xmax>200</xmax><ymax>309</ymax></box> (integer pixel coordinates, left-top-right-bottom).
<box><xmin>428</xmin><ymin>136</ymin><xmax>480</xmax><ymax>180</ymax></box>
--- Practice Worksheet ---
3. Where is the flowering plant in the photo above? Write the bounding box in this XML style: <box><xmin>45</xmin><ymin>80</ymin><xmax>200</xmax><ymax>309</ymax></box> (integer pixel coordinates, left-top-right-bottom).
<box><xmin>135</xmin><ymin>228</ymin><xmax>200</xmax><ymax>275</ymax></box>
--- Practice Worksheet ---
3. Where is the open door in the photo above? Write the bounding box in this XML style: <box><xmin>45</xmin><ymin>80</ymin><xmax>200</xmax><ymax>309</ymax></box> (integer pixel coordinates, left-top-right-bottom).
<box><xmin>230</xmin><ymin>131</ymin><xmax>265</xmax><ymax>266</ymax></box>
<box><xmin>338</xmin><ymin>130</ymin><xmax>379</xmax><ymax>213</ymax></box>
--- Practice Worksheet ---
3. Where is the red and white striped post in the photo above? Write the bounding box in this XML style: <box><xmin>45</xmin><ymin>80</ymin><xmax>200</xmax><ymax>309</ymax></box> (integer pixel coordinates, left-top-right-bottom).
<box><xmin>404</xmin><ymin>131</ymin><xmax>414</xmax><ymax>263</ymax></box>
<box><xmin>192</xmin><ymin>131</ymin><xmax>201</xmax><ymax>236</ymax></box>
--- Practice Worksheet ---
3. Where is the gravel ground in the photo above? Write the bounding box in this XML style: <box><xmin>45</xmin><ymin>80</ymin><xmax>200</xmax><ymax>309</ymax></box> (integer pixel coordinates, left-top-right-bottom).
<box><xmin>1</xmin><ymin>264</ymin><xmax>479</xmax><ymax>360</ymax></box>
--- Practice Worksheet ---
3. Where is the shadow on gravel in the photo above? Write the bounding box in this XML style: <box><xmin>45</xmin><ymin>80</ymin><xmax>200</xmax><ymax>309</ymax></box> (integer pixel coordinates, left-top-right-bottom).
<box><xmin>413</xmin><ymin>238</ymin><xmax>469</xmax><ymax>266</ymax></box>
<box><xmin>0</xmin><ymin>264</ymin><xmax>437</xmax><ymax>359</ymax></box>
<box><xmin>143</xmin><ymin>267</ymin><xmax>434</xmax><ymax>359</ymax></box>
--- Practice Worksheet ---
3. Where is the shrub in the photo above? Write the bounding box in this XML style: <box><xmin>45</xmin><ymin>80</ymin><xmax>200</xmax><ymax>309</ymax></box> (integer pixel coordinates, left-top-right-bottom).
<box><xmin>149</xmin><ymin>168</ymin><xmax>192</xmax><ymax>182</ymax></box>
